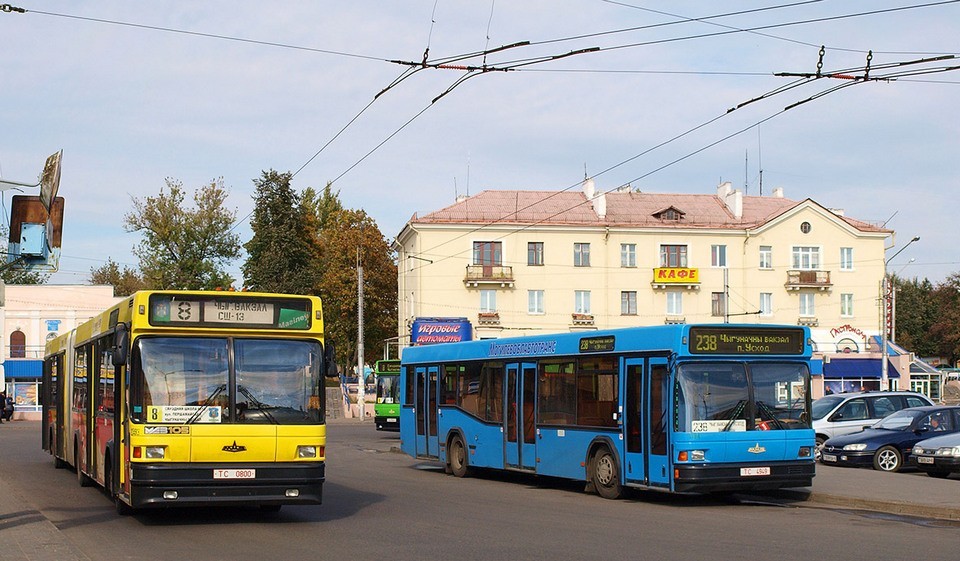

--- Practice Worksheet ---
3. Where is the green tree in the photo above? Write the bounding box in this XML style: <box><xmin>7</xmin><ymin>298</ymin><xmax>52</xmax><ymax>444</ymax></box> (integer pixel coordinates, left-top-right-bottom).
<box><xmin>930</xmin><ymin>273</ymin><xmax>960</xmax><ymax>365</ymax></box>
<box><xmin>88</xmin><ymin>258</ymin><xmax>149</xmax><ymax>296</ymax></box>
<box><xmin>315</xmin><ymin>207</ymin><xmax>397</xmax><ymax>373</ymax></box>
<box><xmin>124</xmin><ymin>178</ymin><xmax>241</xmax><ymax>290</ymax></box>
<box><xmin>302</xmin><ymin>182</ymin><xmax>343</xmax><ymax>232</ymax></box>
<box><xmin>242</xmin><ymin>170</ymin><xmax>321</xmax><ymax>294</ymax></box>
<box><xmin>0</xmin><ymin>223</ymin><xmax>49</xmax><ymax>284</ymax></box>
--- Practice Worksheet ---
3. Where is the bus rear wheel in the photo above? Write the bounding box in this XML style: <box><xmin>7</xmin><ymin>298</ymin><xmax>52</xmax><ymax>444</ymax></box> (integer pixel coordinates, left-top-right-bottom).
<box><xmin>448</xmin><ymin>435</ymin><xmax>470</xmax><ymax>478</ymax></box>
<box><xmin>591</xmin><ymin>448</ymin><xmax>623</xmax><ymax>500</ymax></box>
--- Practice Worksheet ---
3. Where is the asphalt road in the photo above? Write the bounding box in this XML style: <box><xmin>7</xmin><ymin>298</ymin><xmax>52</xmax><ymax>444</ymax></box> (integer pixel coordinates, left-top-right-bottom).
<box><xmin>2</xmin><ymin>419</ymin><xmax>958</xmax><ymax>561</ymax></box>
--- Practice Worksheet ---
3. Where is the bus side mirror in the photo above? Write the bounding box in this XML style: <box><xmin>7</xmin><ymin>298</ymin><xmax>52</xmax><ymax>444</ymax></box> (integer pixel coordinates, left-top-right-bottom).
<box><xmin>112</xmin><ymin>323</ymin><xmax>128</xmax><ymax>367</ymax></box>
<box><xmin>324</xmin><ymin>340</ymin><xmax>338</xmax><ymax>378</ymax></box>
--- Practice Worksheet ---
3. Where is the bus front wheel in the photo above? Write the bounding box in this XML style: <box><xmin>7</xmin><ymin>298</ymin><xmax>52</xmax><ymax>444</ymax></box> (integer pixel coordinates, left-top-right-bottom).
<box><xmin>448</xmin><ymin>436</ymin><xmax>470</xmax><ymax>478</ymax></box>
<box><xmin>591</xmin><ymin>448</ymin><xmax>623</xmax><ymax>500</ymax></box>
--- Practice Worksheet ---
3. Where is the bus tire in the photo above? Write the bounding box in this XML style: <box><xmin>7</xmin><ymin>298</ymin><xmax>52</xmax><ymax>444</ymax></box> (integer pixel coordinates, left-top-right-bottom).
<box><xmin>76</xmin><ymin>442</ymin><xmax>92</xmax><ymax>487</ymax></box>
<box><xmin>448</xmin><ymin>435</ymin><xmax>470</xmax><ymax>478</ymax></box>
<box><xmin>591</xmin><ymin>447</ymin><xmax>623</xmax><ymax>500</ymax></box>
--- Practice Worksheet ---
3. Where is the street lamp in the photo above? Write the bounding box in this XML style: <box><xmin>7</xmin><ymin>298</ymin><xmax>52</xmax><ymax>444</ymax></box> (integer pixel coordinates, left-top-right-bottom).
<box><xmin>881</xmin><ymin>236</ymin><xmax>920</xmax><ymax>390</ymax></box>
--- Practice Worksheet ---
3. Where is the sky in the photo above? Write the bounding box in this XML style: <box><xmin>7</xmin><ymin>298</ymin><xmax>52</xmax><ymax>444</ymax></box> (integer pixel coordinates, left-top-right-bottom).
<box><xmin>2</xmin><ymin>1</ymin><xmax>958</xmax><ymax>286</ymax></box>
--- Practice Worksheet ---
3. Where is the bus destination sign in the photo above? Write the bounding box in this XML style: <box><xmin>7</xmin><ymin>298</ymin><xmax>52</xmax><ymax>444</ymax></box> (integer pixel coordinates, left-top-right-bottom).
<box><xmin>149</xmin><ymin>295</ymin><xmax>311</xmax><ymax>330</ymax></box>
<box><xmin>579</xmin><ymin>335</ymin><xmax>616</xmax><ymax>353</ymax></box>
<box><xmin>688</xmin><ymin>327</ymin><xmax>805</xmax><ymax>355</ymax></box>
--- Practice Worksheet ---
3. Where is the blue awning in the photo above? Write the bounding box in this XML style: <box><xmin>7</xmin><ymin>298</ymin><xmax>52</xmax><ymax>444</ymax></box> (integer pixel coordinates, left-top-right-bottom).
<box><xmin>2</xmin><ymin>359</ymin><xmax>42</xmax><ymax>379</ymax></box>
<box><xmin>823</xmin><ymin>358</ymin><xmax>900</xmax><ymax>379</ymax></box>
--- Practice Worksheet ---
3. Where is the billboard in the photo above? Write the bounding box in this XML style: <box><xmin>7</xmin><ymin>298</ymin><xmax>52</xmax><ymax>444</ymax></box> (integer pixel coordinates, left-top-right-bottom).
<box><xmin>411</xmin><ymin>317</ymin><xmax>473</xmax><ymax>345</ymax></box>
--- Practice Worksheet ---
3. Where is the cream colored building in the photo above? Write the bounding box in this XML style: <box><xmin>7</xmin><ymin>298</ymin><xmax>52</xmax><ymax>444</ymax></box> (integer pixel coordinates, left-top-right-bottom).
<box><xmin>1</xmin><ymin>284</ymin><xmax>122</xmax><ymax>420</ymax></box>
<box><xmin>396</xmin><ymin>181</ymin><xmax>931</xmax><ymax>396</ymax></box>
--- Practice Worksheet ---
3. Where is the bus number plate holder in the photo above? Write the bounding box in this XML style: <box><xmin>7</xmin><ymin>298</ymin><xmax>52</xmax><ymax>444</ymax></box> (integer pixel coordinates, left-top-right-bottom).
<box><xmin>740</xmin><ymin>467</ymin><xmax>770</xmax><ymax>477</ymax></box>
<box><xmin>213</xmin><ymin>469</ymin><xmax>256</xmax><ymax>479</ymax></box>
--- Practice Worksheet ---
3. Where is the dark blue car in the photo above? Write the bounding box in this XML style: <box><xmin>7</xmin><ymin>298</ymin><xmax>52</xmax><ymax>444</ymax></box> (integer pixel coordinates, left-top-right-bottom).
<box><xmin>819</xmin><ymin>406</ymin><xmax>960</xmax><ymax>472</ymax></box>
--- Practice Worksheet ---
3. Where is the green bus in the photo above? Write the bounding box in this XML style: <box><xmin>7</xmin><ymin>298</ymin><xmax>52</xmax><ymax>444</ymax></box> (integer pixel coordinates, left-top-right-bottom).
<box><xmin>374</xmin><ymin>359</ymin><xmax>401</xmax><ymax>431</ymax></box>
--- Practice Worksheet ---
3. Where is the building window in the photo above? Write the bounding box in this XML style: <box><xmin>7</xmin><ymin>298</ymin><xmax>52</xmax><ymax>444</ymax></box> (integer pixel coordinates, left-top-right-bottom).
<box><xmin>799</xmin><ymin>293</ymin><xmax>815</xmax><ymax>317</ymax></box>
<box><xmin>840</xmin><ymin>247</ymin><xmax>854</xmax><ymax>271</ymax></box>
<box><xmin>621</xmin><ymin>291</ymin><xmax>637</xmax><ymax>315</ymax></box>
<box><xmin>711</xmin><ymin>292</ymin><xmax>727</xmax><ymax>317</ymax></box>
<box><xmin>792</xmin><ymin>246</ymin><xmax>820</xmax><ymax>270</ymax></box>
<box><xmin>841</xmin><ymin>293</ymin><xmax>854</xmax><ymax>317</ymax></box>
<box><xmin>473</xmin><ymin>241</ymin><xmax>502</xmax><ymax>266</ymax></box>
<box><xmin>666</xmin><ymin>291</ymin><xmax>682</xmax><ymax>315</ymax></box>
<box><xmin>759</xmin><ymin>245</ymin><xmax>772</xmax><ymax>269</ymax></box>
<box><xmin>760</xmin><ymin>292</ymin><xmax>773</xmax><ymax>316</ymax></box>
<box><xmin>800</xmin><ymin>221</ymin><xmax>812</xmax><ymax>234</ymax></box>
<box><xmin>621</xmin><ymin>244</ymin><xmax>636</xmax><ymax>268</ymax></box>
<box><xmin>574</xmin><ymin>243</ymin><xmax>591</xmax><ymax>267</ymax></box>
<box><xmin>528</xmin><ymin>290</ymin><xmax>544</xmax><ymax>314</ymax></box>
<box><xmin>711</xmin><ymin>245</ymin><xmax>727</xmax><ymax>268</ymax></box>
<box><xmin>660</xmin><ymin>245</ymin><xmax>688</xmax><ymax>268</ymax></box>
<box><xmin>528</xmin><ymin>242</ymin><xmax>544</xmax><ymax>266</ymax></box>
<box><xmin>9</xmin><ymin>330</ymin><xmax>25</xmax><ymax>358</ymax></box>
<box><xmin>575</xmin><ymin>290</ymin><xmax>591</xmax><ymax>314</ymax></box>
<box><xmin>480</xmin><ymin>290</ymin><xmax>497</xmax><ymax>312</ymax></box>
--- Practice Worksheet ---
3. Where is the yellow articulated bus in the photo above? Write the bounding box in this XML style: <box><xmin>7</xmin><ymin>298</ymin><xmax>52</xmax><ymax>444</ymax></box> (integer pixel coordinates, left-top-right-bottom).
<box><xmin>42</xmin><ymin>290</ymin><xmax>336</xmax><ymax>514</ymax></box>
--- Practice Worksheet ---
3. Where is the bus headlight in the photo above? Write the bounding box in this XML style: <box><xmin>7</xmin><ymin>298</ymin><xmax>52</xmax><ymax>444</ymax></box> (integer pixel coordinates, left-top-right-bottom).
<box><xmin>297</xmin><ymin>445</ymin><xmax>317</xmax><ymax>458</ymax></box>
<box><xmin>144</xmin><ymin>446</ymin><xmax>166</xmax><ymax>459</ymax></box>
<box><xmin>798</xmin><ymin>447</ymin><xmax>812</xmax><ymax>458</ymax></box>
<box><xmin>678</xmin><ymin>450</ymin><xmax>705</xmax><ymax>462</ymax></box>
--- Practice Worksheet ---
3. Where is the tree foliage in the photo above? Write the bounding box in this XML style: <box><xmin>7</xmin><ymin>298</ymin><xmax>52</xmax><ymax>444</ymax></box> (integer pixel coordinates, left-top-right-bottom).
<box><xmin>242</xmin><ymin>170</ymin><xmax>320</xmax><ymax>294</ymax></box>
<box><xmin>124</xmin><ymin>178</ymin><xmax>240</xmax><ymax>290</ymax></box>
<box><xmin>894</xmin><ymin>273</ymin><xmax>960</xmax><ymax>366</ymax></box>
<box><xmin>314</xmin><ymin>207</ymin><xmax>397</xmax><ymax>374</ymax></box>
<box><xmin>88</xmin><ymin>258</ymin><xmax>148</xmax><ymax>296</ymax></box>
<box><xmin>929</xmin><ymin>273</ymin><xmax>960</xmax><ymax>365</ymax></box>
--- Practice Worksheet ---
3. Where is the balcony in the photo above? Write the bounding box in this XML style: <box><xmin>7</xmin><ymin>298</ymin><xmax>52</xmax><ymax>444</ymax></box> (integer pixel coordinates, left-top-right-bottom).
<box><xmin>464</xmin><ymin>264</ymin><xmax>515</xmax><ymax>288</ymax></box>
<box><xmin>785</xmin><ymin>269</ymin><xmax>832</xmax><ymax>291</ymax></box>
<box><xmin>477</xmin><ymin>312</ymin><xmax>501</xmax><ymax>325</ymax></box>
<box><xmin>571</xmin><ymin>313</ymin><xmax>594</xmax><ymax>326</ymax></box>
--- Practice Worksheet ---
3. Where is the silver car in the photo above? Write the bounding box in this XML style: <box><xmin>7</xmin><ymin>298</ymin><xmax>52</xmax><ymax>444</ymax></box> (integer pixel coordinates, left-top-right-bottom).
<box><xmin>812</xmin><ymin>391</ymin><xmax>933</xmax><ymax>460</ymax></box>
<box><xmin>911</xmin><ymin>431</ymin><xmax>960</xmax><ymax>478</ymax></box>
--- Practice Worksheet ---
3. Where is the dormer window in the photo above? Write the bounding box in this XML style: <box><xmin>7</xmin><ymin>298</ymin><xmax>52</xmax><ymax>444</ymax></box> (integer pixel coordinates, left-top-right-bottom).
<box><xmin>653</xmin><ymin>206</ymin><xmax>685</xmax><ymax>221</ymax></box>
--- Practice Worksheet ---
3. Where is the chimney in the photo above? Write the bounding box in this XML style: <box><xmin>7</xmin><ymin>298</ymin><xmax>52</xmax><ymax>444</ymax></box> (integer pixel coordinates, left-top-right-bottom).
<box><xmin>583</xmin><ymin>177</ymin><xmax>595</xmax><ymax>199</ymax></box>
<box><xmin>718</xmin><ymin>182</ymin><xmax>742</xmax><ymax>219</ymax></box>
<box><xmin>772</xmin><ymin>187</ymin><xmax>784</xmax><ymax>198</ymax></box>
<box><xmin>594</xmin><ymin>192</ymin><xmax>607</xmax><ymax>219</ymax></box>
<box><xmin>717</xmin><ymin>181</ymin><xmax>733</xmax><ymax>198</ymax></box>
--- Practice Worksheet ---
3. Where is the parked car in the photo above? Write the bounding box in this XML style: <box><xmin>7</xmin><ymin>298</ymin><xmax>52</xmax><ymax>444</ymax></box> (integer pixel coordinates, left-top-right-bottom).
<box><xmin>910</xmin><ymin>431</ymin><xmax>960</xmax><ymax>478</ymax></box>
<box><xmin>812</xmin><ymin>391</ymin><xmax>933</xmax><ymax>459</ymax></box>
<box><xmin>819</xmin><ymin>406</ymin><xmax>960</xmax><ymax>472</ymax></box>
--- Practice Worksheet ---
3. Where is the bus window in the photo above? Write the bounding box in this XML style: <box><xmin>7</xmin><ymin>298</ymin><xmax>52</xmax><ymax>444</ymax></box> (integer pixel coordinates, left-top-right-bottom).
<box><xmin>675</xmin><ymin>362</ymin><xmax>750</xmax><ymax>433</ymax></box>
<box><xmin>576</xmin><ymin>357</ymin><xmax>618</xmax><ymax>427</ymax></box>
<box><xmin>458</xmin><ymin>363</ymin><xmax>482</xmax><ymax>416</ymax></box>
<box><xmin>538</xmin><ymin>361</ymin><xmax>576</xmax><ymax>425</ymax></box>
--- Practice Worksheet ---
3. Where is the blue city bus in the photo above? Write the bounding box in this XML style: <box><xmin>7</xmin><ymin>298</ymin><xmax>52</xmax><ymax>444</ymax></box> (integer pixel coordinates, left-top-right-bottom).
<box><xmin>400</xmin><ymin>324</ymin><xmax>815</xmax><ymax>498</ymax></box>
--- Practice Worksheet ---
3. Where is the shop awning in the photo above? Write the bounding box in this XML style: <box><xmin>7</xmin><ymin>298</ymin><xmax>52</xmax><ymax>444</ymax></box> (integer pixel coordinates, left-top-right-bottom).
<box><xmin>2</xmin><ymin>359</ymin><xmax>42</xmax><ymax>379</ymax></box>
<box><xmin>823</xmin><ymin>358</ymin><xmax>900</xmax><ymax>379</ymax></box>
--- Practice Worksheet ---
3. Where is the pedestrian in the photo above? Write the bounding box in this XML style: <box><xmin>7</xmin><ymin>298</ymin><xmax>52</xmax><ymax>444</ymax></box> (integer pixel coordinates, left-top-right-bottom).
<box><xmin>2</xmin><ymin>394</ymin><xmax>12</xmax><ymax>422</ymax></box>
<box><xmin>0</xmin><ymin>391</ymin><xmax>6</xmax><ymax>424</ymax></box>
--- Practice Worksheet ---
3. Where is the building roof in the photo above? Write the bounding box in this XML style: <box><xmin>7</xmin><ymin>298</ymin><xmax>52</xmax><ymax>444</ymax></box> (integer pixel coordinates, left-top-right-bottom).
<box><xmin>410</xmin><ymin>188</ymin><xmax>889</xmax><ymax>233</ymax></box>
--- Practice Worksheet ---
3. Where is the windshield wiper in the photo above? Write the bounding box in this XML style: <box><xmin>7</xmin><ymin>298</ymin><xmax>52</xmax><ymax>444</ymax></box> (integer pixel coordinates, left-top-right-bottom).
<box><xmin>237</xmin><ymin>385</ymin><xmax>279</xmax><ymax>425</ymax></box>
<box><xmin>756</xmin><ymin>400</ymin><xmax>785</xmax><ymax>430</ymax></box>
<box><xmin>722</xmin><ymin>400</ymin><xmax>747</xmax><ymax>432</ymax></box>
<box><xmin>186</xmin><ymin>383</ymin><xmax>227</xmax><ymax>424</ymax></box>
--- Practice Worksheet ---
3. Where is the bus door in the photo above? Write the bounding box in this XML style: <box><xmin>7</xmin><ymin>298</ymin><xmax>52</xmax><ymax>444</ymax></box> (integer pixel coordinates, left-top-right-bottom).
<box><xmin>92</xmin><ymin>339</ymin><xmax>115</xmax><ymax>485</ymax></box>
<box><xmin>647</xmin><ymin>358</ymin><xmax>672</xmax><ymax>488</ymax></box>
<box><xmin>623</xmin><ymin>358</ymin><xmax>645</xmax><ymax>484</ymax></box>
<box><xmin>414</xmin><ymin>366</ymin><xmax>440</xmax><ymax>458</ymax></box>
<box><xmin>504</xmin><ymin>362</ymin><xmax>536</xmax><ymax>471</ymax></box>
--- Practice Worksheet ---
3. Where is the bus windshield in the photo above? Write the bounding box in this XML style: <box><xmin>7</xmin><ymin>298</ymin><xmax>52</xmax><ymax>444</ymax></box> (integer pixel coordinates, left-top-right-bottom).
<box><xmin>133</xmin><ymin>337</ymin><xmax>323</xmax><ymax>425</ymax></box>
<box><xmin>675</xmin><ymin>362</ymin><xmax>810</xmax><ymax>432</ymax></box>
<box><xmin>377</xmin><ymin>375</ymin><xmax>399</xmax><ymax>404</ymax></box>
